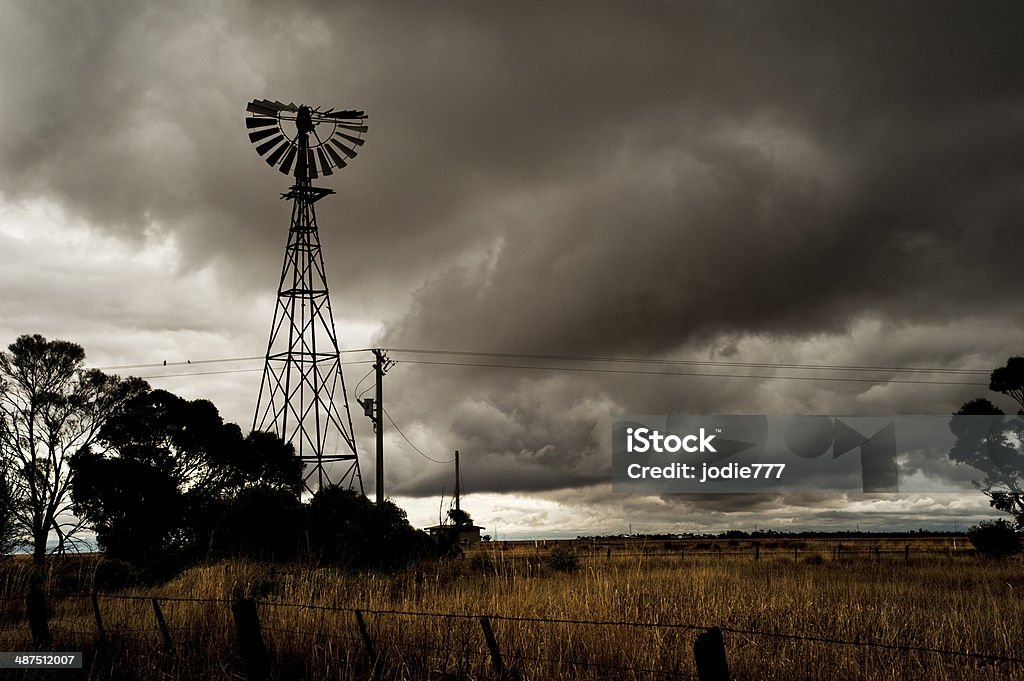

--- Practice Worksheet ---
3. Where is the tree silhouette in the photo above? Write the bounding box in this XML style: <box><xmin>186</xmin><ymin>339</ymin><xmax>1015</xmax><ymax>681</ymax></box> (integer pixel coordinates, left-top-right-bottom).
<box><xmin>71</xmin><ymin>389</ymin><xmax>303</xmax><ymax>563</ymax></box>
<box><xmin>0</xmin><ymin>471</ymin><xmax>19</xmax><ymax>555</ymax></box>
<box><xmin>0</xmin><ymin>334</ymin><xmax>146</xmax><ymax>564</ymax></box>
<box><xmin>447</xmin><ymin>507</ymin><xmax>474</xmax><ymax>527</ymax></box>
<box><xmin>951</xmin><ymin>357</ymin><xmax>1024</xmax><ymax>528</ymax></box>
<box><xmin>305</xmin><ymin>486</ymin><xmax>434</xmax><ymax>570</ymax></box>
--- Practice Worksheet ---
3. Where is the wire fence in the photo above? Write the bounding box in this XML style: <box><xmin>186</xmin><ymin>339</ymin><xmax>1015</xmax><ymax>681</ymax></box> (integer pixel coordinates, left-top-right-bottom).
<box><xmin>1</xmin><ymin>588</ymin><xmax>1022</xmax><ymax>680</ymax></box>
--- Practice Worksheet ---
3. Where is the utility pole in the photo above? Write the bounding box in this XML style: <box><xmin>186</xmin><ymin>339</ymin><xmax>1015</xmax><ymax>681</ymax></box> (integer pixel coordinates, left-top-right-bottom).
<box><xmin>358</xmin><ymin>349</ymin><xmax>393</xmax><ymax>504</ymax></box>
<box><xmin>454</xmin><ymin>450</ymin><xmax>461</xmax><ymax>512</ymax></box>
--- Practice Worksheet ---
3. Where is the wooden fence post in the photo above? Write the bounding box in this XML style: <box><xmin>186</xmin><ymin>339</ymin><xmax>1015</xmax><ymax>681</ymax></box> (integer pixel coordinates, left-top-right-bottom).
<box><xmin>354</xmin><ymin>609</ymin><xmax>378</xmax><ymax>674</ymax></box>
<box><xmin>694</xmin><ymin>627</ymin><xmax>730</xmax><ymax>681</ymax></box>
<box><xmin>26</xmin><ymin>583</ymin><xmax>49</xmax><ymax>647</ymax></box>
<box><xmin>904</xmin><ymin>544</ymin><xmax>910</xmax><ymax>563</ymax></box>
<box><xmin>232</xmin><ymin>597</ymin><xmax>269</xmax><ymax>681</ymax></box>
<box><xmin>91</xmin><ymin>593</ymin><xmax>106</xmax><ymax>643</ymax></box>
<box><xmin>152</xmin><ymin>598</ymin><xmax>174</xmax><ymax>653</ymax></box>
<box><xmin>480</xmin><ymin>616</ymin><xmax>515</xmax><ymax>680</ymax></box>
<box><xmin>754</xmin><ymin>544</ymin><xmax>760</xmax><ymax>561</ymax></box>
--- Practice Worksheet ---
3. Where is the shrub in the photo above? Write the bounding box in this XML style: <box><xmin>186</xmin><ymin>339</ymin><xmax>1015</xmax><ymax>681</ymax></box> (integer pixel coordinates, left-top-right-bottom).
<box><xmin>967</xmin><ymin>519</ymin><xmax>1022</xmax><ymax>557</ymax></box>
<box><xmin>545</xmin><ymin>546</ymin><xmax>580</xmax><ymax>573</ymax></box>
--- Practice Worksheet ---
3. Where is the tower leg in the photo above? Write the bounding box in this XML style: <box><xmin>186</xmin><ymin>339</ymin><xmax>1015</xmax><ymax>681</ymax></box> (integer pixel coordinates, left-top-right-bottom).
<box><xmin>253</xmin><ymin>180</ymin><xmax>363</xmax><ymax>494</ymax></box>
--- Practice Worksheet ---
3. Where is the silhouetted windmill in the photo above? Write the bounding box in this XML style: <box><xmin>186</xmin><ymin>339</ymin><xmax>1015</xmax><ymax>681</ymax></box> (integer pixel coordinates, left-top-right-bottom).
<box><xmin>245</xmin><ymin>98</ymin><xmax>367</xmax><ymax>493</ymax></box>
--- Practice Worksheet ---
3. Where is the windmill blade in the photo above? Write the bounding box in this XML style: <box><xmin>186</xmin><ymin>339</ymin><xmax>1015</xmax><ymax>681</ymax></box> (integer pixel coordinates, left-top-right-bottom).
<box><xmin>336</xmin><ymin>132</ymin><xmax>365</xmax><ymax>147</ymax></box>
<box><xmin>248</xmin><ymin>128</ymin><xmax>279</xmax><ymax>143</ymax></box>
<box><xmin>280</xmin><ymin>146</ymin><xmax>298</xmax><ymax>175</ymax></box>
<box><xmin>255</xmin><ymin>134</ymin><xmax>285</xmax><ymax>156</ymax></box>
<box><xmin>330</xmin><ymin>138</ymin><xmax>358</xmax><ymax>159</ymax></box>
<box><xmin>324</xmin><ymin>110</ymin><xmax>366</xmax><ymax>119</ymax></box>
<box><xmin>265</xmin><ymin>140</ymin><xmax>291</xmax><ymax>167</ymax></box>
<box><xmin>335</xmin><ymin>123</ymin><xmax>368</xmax><ymax>133</ymax></box>
<box><xmin>246</xmin><ymin>116</ymin><xmax>278</xmax><ymax>129</ymax></box>
<box><xmin>316</xmin><ymin>148</ymin><xmax>334</xmax><ymax>176</ymax></box>
<box><xmin>323</xmin><ymin>144</ymin><xmax>348</xmax><ymax>170</ymax></box>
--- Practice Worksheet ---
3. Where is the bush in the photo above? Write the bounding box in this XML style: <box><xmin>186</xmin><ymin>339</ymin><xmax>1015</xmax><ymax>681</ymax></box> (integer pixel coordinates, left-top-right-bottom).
<box><xmin>967</xmin><ymin>519</ymin><xmax>1022</xmax><ymax>557</ymax></box>
<box><xmin>545</xmin><ymin>546</ymin><xmax>580</xmax><ymax>573</ymax></box>
<box><xmin>210</xmin><ymin>486</ymin><xmax>305</xmax><ymax>562</ymax></box>
<box><xmin>306</xmin><ymin>486</ymin><xmax>436</xmax><ymax>571</ymax></box>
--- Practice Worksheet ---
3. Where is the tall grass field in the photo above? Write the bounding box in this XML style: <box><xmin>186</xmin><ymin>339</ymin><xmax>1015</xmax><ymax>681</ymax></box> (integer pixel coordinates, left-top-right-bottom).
<box><xmin>0</xmin><ymin>537</ymin><xmax>1020</xmax><ymax>680</ymax></box>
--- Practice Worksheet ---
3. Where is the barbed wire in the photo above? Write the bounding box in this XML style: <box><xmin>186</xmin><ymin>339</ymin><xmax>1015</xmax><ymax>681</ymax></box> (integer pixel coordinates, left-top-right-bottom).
<box><xmin>5</xmin><ymin>591</ymin><xmax>1024</xmax><ymax>669</ymax></box>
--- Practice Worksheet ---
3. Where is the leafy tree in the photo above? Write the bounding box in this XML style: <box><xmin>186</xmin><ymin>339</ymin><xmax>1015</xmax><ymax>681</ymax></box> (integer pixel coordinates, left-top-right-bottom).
<box><xmin>967</xmin><ymin>519</ymin><xmax>1022</xmax><ymax>557</ymax></box>
<box><xmin>950</xmin><ymin>358</ymin><xmax>1024</xmax><ymax>528</ymax></box>
<box><xmin>71</xmin><ymin>389</ymin><xmax>303</xmax><ymax>563</ymax></box>
<box><xmin>0</xmin><ymin>334</ymin><xmax>146</xmax><ymax>565</ymax></box>
<box><xmin>447</xmin><ymin>507</ymin><xmax>474</xmax><ymax>527</ymax></box>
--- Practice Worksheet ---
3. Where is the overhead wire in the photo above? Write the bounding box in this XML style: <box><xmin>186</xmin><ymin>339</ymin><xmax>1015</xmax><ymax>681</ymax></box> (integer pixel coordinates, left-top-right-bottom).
<box><xmin>389</xmin><ymin>359</ymin><xmax>987</xmax><ymax>386</ymax></box>
<box><xmin>382</xmin><ymin>347</ymin><xmax>992</xmax><ymax>375</ymax></box>
<box><xmin>133</xmin><ymin>360</ymin><xmax>373</xmax><ymax>380</ymax></box>
<box><xmin>91</xmin><ymin>347</ymin><xmax>993</xmax><ymax>385</ymax></box>
<box><xmin>382</xmin><ymin>406</ymin><xmax>455</xmax><ymax>465</ymax></box>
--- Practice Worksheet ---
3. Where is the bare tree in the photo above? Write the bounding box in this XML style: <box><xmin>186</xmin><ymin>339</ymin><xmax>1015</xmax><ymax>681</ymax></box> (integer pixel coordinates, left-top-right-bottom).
<box><xmin>0</xmin><ymin>334</ymin><xmax>146</xmax><ymax>565</ymax></box>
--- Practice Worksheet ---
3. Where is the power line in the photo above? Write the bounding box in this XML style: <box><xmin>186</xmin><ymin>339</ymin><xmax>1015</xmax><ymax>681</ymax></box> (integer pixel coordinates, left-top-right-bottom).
<box><xmin>382</xmin><ymin>406</ymin><xmax>455</xmax><ymax>464</ymax></box>
<box><xmin>92</xmin><ymin>348</ymin><xmax>373</xmax><ymax>372</ymax></box>
<box><xmin>92</xmin><ymin>347</ymin><xmax>994</xmax><ymax>378</ymax></box>
<box><xmin>90</xmin><ymin>347</ymin><xmax>994</xmax><ymax>386</ymax></box>
<box><xmin>393</xmin><ymin>359</ymin><xmax>987</xmax><ymax>386</ymax></box>
<box><xmin>98</xmin><ymin>355</ymin><xmax>262</xmax><ymax>371</ymax></box>
<box><xmin>134</xmin><ymin>360</ymin><xmax>373</xmax><ymax>380</ymax></box>
<box><xmin>384</xmin><ymin>348</ymin><xmax>992</xmax><ymax>376</ymax></box>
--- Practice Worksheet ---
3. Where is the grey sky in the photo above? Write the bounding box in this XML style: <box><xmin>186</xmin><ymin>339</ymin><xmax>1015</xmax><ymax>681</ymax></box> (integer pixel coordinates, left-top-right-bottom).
<box><xmin>1</xmin><ymin>1</ymin><xmax>1022</xmax><ymax>535</ymax></box>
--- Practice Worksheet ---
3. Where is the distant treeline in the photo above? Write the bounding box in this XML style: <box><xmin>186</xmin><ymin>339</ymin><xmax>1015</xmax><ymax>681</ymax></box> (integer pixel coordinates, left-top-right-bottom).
<box><xmin>574</xmin><ymin>529</ymin><xmax>968</xmax><ymax>541</ymax></box>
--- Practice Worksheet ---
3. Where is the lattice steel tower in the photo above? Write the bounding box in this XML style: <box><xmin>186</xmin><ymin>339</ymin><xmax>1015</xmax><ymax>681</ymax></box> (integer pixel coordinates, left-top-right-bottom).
<box><xmin>244</xmin><ymin>98</ymin><xmax>367</xmax><ymax>492</ymax></box>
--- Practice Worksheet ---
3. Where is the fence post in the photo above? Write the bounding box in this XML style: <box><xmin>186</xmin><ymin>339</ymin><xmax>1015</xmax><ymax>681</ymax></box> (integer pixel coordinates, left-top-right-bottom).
<box><xmin>693</xmin><ymin>627</ymin><xmax>730</xmax><ymax>681</ymax></box>
<box><xmin>480</xmin><ymin>616</ymin><xmax>515</xmax><ymax>680</ymax></box>
<box><xmin>26</xmin><ymin>582</ymin><xmax>49</xmax><ymax>647</ymax></box>
<box><xmin>754</xmin><ymin>544</ymin><xmax>760</xmax><ymax>561</ymax></box>
<box><xmin>232</xmin><ymin>597</ymin><xmax>269</xmax><ymax>681</ymax></box>
<box><xmin>354</xmin><ymin>609</ymin><xmax>378</xmax><ymax>673</ymax></box>
<box><xmin>91</xmin><ymin>593</ymin><xmax>106</xmax><ymax>644</ymax></box>
<box><xmin>904</xmin><ymin>544</ymin><xmax>910</xmax><ymax>563</ymax></box>
<box><xmin>152</xmin><ymin>598</ymin><xmax>174</xmax><ymax>653</ymax></box>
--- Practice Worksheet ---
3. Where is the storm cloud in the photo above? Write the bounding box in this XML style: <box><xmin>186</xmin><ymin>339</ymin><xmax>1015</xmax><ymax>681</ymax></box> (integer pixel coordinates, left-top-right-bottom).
<box><xmin>1</xmin><ymin>1</ymin><xmax>1022</xmax><ymax>533</ymax></box>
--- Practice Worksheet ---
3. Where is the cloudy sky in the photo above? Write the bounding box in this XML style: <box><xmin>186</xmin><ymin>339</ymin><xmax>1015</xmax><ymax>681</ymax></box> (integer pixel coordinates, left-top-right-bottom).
<box><xmin>2</xmin><ymin>1</ymin><xmax>1023</xmax><ymax>537</ymax></box>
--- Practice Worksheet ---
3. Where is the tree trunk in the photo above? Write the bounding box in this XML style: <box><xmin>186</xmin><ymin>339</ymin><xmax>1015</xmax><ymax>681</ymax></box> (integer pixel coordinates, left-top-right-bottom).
<box><xmin>32</xmin><ymin>525</ymin><xmax>47</xmax><ymax>566</ymax></box>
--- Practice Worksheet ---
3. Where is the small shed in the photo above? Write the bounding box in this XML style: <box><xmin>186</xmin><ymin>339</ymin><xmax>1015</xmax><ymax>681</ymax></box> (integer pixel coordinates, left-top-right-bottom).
<box><xmin>426</xmin><ymin>523</ymin><xmax>485</xmax><ymax>548</ymax></box>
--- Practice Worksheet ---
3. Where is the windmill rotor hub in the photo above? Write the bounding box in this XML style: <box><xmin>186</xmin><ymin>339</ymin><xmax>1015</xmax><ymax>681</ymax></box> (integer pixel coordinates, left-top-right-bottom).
<box><xmin>296</xmin><ymin>105</ymin><xmax>314</xmax><ymax>134</ymax></box>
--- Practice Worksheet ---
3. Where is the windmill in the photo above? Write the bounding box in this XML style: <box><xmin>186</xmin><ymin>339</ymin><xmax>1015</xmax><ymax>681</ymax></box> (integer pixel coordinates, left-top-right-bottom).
<box><xmin>245</xmin><ymin>98</ymin><xmax>367</xmax><ymax>493</ymax></box>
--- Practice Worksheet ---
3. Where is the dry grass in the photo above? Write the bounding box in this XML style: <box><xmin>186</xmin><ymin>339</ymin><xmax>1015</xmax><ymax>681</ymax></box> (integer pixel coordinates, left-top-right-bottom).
<box><xmin>0</xmin><ymin>538</ymin><xmax>1021</xmax><ymax>680</ymax></box>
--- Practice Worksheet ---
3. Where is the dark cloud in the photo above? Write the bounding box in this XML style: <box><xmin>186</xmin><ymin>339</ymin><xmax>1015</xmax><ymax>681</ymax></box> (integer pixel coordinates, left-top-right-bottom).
<box><xmin>3</xmin><ymin>1</ymin><xmax>1023</xmax><ymax>528</ymax></box>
